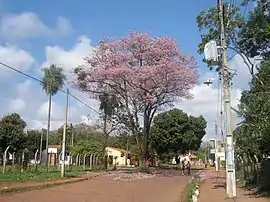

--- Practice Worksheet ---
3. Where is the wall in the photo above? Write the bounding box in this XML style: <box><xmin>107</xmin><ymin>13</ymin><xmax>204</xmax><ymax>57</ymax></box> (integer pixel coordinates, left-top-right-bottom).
<box><xmin>106</xmin><ymin>147</ymin><xmax>126</xmax><ymax>166</ymax></box>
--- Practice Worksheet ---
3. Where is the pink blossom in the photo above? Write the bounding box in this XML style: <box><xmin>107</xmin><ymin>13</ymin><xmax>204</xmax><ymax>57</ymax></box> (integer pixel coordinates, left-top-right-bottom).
<box><xmin>74</xmin><ymin>32</ymin><xmax>198</xmax><ymax>108</ymax></box>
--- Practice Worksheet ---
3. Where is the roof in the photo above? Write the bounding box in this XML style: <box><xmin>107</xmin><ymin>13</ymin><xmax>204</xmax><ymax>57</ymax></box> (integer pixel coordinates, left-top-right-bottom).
<box><xmin>190</xmin><ymin>154</ymin><xmax>197</xmax><ymax>159</ymax></box>
<box><xmin>48</xmin><ymin>145</ymin><xmax>61</xmax><ymax>149</ymax></box>
<box><xmin>106</xmin><ymin>147</ymin><xmax>127</xmax><ymax>153</ymax></box>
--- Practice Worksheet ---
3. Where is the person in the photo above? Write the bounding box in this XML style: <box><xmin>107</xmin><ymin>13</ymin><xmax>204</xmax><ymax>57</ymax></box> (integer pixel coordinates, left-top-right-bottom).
<box><xmin>181</xmin><ymin>160</ymin><xmax>185</xmax><ymax>175</ymax></box>
<box><xmin>186</xmin><ymin>161</ymin><xmax>191</xmax><ymax>175</ymax></box>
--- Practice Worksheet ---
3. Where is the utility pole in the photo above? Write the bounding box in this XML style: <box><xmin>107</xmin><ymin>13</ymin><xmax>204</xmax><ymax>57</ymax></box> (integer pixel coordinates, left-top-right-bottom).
<box><xmin>61</xmin><ymin>88</ymin><xmax>69</xmax><ymax>178</ymax></box>
<box><xmin>218</xmin><ymin>0</ymin><xmax>236</xmax><ymax>198</ymax></box>
<box><xmin>70</xmin><ymin>123</ymin><xmax>74</xmax><ymax>148</ymax></box>
<box><xmin>214</xmin><ymin>122</ymin><xmax>219</xmax><ymax>172</ymax></box>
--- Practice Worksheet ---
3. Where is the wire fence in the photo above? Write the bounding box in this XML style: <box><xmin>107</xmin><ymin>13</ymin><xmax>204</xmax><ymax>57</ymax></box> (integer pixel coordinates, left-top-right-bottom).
<box><xmin>0</xmin><ymin>146</ymin><xmax>103</xmax><ymax>174</ymax></box>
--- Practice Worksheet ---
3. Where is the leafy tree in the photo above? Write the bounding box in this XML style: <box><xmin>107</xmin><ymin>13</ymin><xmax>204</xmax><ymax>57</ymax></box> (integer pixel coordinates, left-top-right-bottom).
<box><xmin>71</xmin><ymin>140</ymin><xmax>102</xmax><ymax>155</ymax></box>
<box><xmin>99</xmin><ymin>93</ymin><xmax>119</xmax><ymax>169</ymax></box>
<box><xmin>41</xmin><ymin>64</ymin><xmax>66</xmax><ymax>164</ymax></box>
<box><xmin>25</xmin><ymin>130</ymin><xmax>46</xmax><ymax>153</ymax></box>
<box><xmin>151</xmin><ymin>108</ymin><xmax>207</xmax><ymax>157</ymax></box>
<box><xmin>238</xmin><ymin>0</ymin><xmax>270</xmax><ymax>58</ymax></box>
<box><xmin>196</xmin><ymin>2</ymin><xmax>258</xmax><ymax>74</ymax></box>
<box><xmin>234</xmin><ymin>60</ymin><xmax>270</xmax><ymax>188</ymax></box>
<box><xmin>74</xmin><ymin>32</ymin><xmax>198</xmax><ymax>168</ymax></box>
<box><xmin>0</xmin><ymin>113</ymin><xmax>27</xmax><ymax>152</ymax></box>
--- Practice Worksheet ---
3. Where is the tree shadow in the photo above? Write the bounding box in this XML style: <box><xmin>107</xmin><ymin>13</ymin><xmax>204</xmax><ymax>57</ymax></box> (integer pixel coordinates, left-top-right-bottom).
<box><xmin>212</xmin><ymin>176</ymin><xmax>226</xmax><ymax>189</ymax></box>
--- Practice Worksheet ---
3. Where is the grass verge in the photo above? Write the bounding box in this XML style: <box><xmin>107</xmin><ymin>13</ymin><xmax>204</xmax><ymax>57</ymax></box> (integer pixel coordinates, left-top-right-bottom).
<box><xmin>0</xmin><ymin>173</ymin><xmax>102</xmax><ymax>195</ymax></box>
<box><xmin>0</xmin><ymin>165</ymin><xmax>102</xmax><ymax>183</ymax></box>
<box><xmin>181</xmin><ymin>175</ymin><xmax>200</xmax><ymax>202</ymax></box>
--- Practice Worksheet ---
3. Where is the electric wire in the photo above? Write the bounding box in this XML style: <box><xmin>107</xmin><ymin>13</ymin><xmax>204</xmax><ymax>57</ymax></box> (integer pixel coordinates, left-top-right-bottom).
<box><xmin>0</xmin><ymin>61</ymin><xmax>100</xmax><ymax>115</ymax></box>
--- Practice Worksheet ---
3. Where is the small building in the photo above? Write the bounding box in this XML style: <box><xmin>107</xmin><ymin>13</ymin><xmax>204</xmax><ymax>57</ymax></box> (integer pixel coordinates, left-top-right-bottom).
<box><xmin>42</xmin><ymin>145</ymin><xmax>61</xmax><ymax>166</ymax></box>
<box><xmin>106</xmin><ymin>147</ymin><xmax>130</xmax><ymax>166</ymax></box>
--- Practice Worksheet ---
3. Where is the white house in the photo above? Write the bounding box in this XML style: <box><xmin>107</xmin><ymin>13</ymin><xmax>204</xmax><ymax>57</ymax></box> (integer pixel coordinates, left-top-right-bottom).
<box><xmin>106</xmin><ymin>147</ymin><xmax>129</xmax><ymax>166</ymax></box>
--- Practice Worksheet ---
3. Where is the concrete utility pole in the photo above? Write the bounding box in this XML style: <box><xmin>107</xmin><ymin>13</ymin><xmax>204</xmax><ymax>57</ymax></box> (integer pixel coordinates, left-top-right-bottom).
<box><xmin>39</xmin><ymin>129</ymin><xmax>44</xmax><ymax>164</ymax></box>
<box><xmin>70</xmin><ymin>123</ymin><xmax>74</xmax><ymax>148</ymax></box>
<box><xmin>61</xmin><ymin>88</ymin><xmax>69</xmax><ymax>178</ymax></box>
<box><xmin>218</xmin><ymin>0</ymin><xmax>236</xmax><ymax>198</ymax></box>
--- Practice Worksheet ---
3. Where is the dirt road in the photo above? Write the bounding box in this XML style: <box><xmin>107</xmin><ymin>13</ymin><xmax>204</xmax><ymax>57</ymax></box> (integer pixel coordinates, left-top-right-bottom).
<box><xmin>0</xmin><ymin>170</ymin><xmax>192</xmax><ymax>202</ymax></box>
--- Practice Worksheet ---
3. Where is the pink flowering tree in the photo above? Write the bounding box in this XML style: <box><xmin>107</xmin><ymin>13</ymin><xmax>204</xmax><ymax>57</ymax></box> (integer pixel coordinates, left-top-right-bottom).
<box><xmin>74</xmin><ymin>32</ymin><xmax>198</xmax><ymax>168</ymax></box>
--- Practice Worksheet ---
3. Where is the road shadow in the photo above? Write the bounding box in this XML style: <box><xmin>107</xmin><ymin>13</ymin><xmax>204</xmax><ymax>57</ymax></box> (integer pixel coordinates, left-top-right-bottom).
<box><xmin>211</xmin><ymin>176</ymin><xmax>226</xmax><ymax>189</ymax></box>
<box><xmin>241</xmin><ymin>186</ymin><xmax>270</xmax><ymax>198</ymax></box>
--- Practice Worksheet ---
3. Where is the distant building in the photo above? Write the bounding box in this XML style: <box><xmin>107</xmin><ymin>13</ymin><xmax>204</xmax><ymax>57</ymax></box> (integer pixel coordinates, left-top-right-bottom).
<box><xmin>106</xmin><ymin>147</ymin><xmax>130</xmax><ymax>166</ymax></box>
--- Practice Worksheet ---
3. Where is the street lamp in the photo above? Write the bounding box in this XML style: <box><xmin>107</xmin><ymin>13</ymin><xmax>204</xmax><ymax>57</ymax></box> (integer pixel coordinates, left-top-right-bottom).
<box><xmin>203</xmin><ymin>79</ymin><xmax>214</xmax><ymax>86</ymax></box>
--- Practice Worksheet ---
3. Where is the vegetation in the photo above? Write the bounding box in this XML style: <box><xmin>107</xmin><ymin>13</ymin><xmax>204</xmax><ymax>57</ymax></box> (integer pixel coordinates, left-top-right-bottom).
<box><xmin>74</xmin><ymin>32</ymin><xmax>198</xmax><ymax>168</ymax></box>
<box><xmin>41</xmin><ymin>64</ymin><xmax>67</xmax><ymax>165</ymax></box>
<box><xmin>197</xmin><ymin>0</ymin><xmax>270</xmax><ymax>192</ymax></box>
<box><xmin>0</xmin><ymin>113</ymin><xmax>27</xmax><ymax>152</ymax></box>
<box><xmin>151</xmin><ymin>108</ymin><xmax>206</xmax><ymax>159</ymax></box>
<box><xmin>0</xmin><ymin>169</ymin><xmax>83</xmax><ymax>182</ymax></box>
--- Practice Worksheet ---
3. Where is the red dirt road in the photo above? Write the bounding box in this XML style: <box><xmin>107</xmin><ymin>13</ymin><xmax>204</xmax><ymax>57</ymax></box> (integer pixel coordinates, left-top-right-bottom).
<box><xmin>0</xmin><ymin>171</ymin><xmax>191</xmax><ymax>202</ymax></box>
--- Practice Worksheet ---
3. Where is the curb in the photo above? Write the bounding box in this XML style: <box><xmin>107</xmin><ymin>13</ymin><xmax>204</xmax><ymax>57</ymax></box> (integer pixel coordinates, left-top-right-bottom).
<box><xmin>0</xmin><ymin>173</ymin><xmax>104</xmax><ymax>195</ymax></box>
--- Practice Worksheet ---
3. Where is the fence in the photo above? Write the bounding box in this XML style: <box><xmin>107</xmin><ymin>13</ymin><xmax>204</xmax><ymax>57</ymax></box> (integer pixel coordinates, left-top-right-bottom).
<box><xmin>236</xmin><ymin>155</ymin><xmax>270</xmax><ymax>191</ymax></box>
<box><xmin>0</xmin><ymin>146</ymin><xmax>102</xmax><ymax>174</ymax></box>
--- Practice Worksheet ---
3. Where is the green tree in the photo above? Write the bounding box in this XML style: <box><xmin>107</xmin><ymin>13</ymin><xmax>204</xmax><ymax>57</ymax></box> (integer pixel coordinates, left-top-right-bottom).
<box><xmin>151</xmin><ymin>108</ymin><xmax>207</xmax><ymax>158</ymax></box>
<box><xmin>99</xmin><ymin>93</ymin><xmax>119</xmax><ymax>169</ymax></box>
<box><xmin>25</xmin><ymin>130</ymin><xmax>46</xmax><ymax>153</ymax></box>
<box><xmin>238</xmin><ymin>0</ymin><xmax>270</xmax><ymax>58</ymax></box>
<box><xmin>71</xmin><ymin>139</ymin><xmax>102</xmax><ymax>156</ymax></box>
<box><xmin>41</xmin><ymin>64</ymin><xmax>66</xmax><ymax>165</ymax></box>
<box><xmin>234</xmin><ymin>60</ymin><xmax>270</xmax><ymax>187</ymax></box>
<box><xmin>196</xmin><ymin>2</ymin><xmax>259</xmax><ymax>74</ymax></box>
<box><xmin>0</xmin><ymin>113</ymin><xmax>27</xmax><ymax>152</ymax></box>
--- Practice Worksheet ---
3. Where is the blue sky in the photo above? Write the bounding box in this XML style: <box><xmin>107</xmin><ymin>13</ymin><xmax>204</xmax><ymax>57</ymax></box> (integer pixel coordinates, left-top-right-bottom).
<box><xmin>0</xmin><ymin>0</ymin><xmax>247</xmax><ymax>140</ymax></box>
<box><xmin>1</xmin><ymin>0</ymin><xmax>216</xmax><ymax>71</ymax></box>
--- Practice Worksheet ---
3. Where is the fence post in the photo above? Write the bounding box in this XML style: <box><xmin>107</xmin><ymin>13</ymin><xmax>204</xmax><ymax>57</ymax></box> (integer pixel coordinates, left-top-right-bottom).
<box><xmin>254</xmin><ymin>155</ymin><xmax>259</xmax><ymax>185</ymax></box>
<box><xmin>78</xmin><ymin>154</ymin><xmax>81</xmax><ymax>166</ymax></box>
<box><xmin>12</xmin><ymin>152</ymin><xmax>15</xmax><ymax>166</ymax></box>
<box><xmin>83</xmin><ymin>154</ymin><xmax>86</xmax><ymax>170</ymax></box>
<box><xmin>2</xmin><ymin>145</ymin><xmax>10</xmax><ymax>174</ymax></box>
<box><xmin>34</xmin><ymin>149</ymin><xmax>39</xmax><ymax>171</ymax></box>
<box><xmin>90</xmin><ymin>154</ymin><xmax>93</xmax><ymax>170</ymax></box>
<box><xmin>76</xmin><ymin>154</ymin><xmax>79</xmax><ymax>166</ymax></box>
<box><xmin>96</xmin><ymin>155</ymin><xmax>99</xmax><ymax>169</ymax></box>
<box><xmin>93</xmin><ymin>154</ymin><xmax>97</xmax><ymax>170</ymax></box>
<box><xmin>21</xmin><ymin>149</ymin><xmax>25</xmax><ymax>172</ymax></box>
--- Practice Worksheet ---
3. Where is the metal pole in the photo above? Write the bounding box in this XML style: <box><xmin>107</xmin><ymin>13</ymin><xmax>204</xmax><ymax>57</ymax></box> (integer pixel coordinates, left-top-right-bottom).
<box><xmin>61</xmin><ymin>88</ymin><xmax>69</xmax><ymax>177</ymax></box>
<box><xmin>214</xmin><ymin>123</ymin><xmax>219</xmax><ymax>171</ymax></box>
<box><xmin>218</xmin><ymin>0</ymin><xmax>236</xmax><ymax>197</ymax></box>
<box><xmin>71</xmin><ymin>123</ymin><xmax>74</xmax><ymax>148</ymax></box>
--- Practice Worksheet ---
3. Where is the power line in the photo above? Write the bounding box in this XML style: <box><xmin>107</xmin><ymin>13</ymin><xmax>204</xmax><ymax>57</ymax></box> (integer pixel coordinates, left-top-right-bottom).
<box><xmin>0</xmin><ymin>61</ymin><xmax>100</xmax><ymax>115</ymax></box>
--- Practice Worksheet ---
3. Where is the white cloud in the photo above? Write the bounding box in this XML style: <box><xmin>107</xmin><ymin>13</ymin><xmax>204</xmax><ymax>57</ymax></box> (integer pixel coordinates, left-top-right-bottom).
<box><xmin>9</xmin><ymin>98</ymin><xmax>25</xmax><ymax>111</ymax></box>
<box><xmin>176</xmin><ymin>54</ymin><xmax>251</xmax><ymax>141</ymax></box>
<box><xmin>0</xmin><ymin>31</ymin><xmax>252</xmax><ymax>143</ymax></box>
<box><xmin>0</xmin><ymin>45</ymin><xmax>35</xmax><ymax>78</ymax></box>
<box><xmin>41</xmin><ymin>36</ymin><xmax>94</xmax><ymax>79</ymax></box>
<box><xmin>37</xmin><ymin>100</ymin><xmax>63</xmax><ymax>121</ymax></box>
<box><xmin>0</xmin><ymin>12</ymin><xmax>72</xmax><ymax>40</ymax></box>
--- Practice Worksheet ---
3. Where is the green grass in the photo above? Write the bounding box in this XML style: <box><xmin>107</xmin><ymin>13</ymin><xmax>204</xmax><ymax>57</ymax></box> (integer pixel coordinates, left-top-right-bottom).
<box><xmin>0</xmin><ymin>165</ymin><xmax>93</xmax><ymax>183</ymax></box>
<box><xmin>181</xmin><ymin>176</ymin><xmax>199</xmax><ymax>202</ymax></box>
<box><xmin>0</xmin><ymin>170</ymin><xmax>85</xmax><ymax>182</ymax></box>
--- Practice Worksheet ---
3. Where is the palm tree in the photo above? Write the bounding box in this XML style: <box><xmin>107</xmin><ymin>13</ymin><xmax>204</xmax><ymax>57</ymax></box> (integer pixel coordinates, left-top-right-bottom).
<box><xmin>99</xmin><ymin>93</ymin><xmax>119</xmax><ymax>169</ymax></box>
<box><xmin>42</xmin><ymin>64</ymin><xmax>66</xmax><ymax>168</ymax></box>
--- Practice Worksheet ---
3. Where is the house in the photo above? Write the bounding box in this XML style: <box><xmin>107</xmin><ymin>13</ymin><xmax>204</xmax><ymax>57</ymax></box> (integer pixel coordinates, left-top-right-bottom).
<box><xmin>41</xmin><ymin>145</ymin><xmax>61</xmax><ymax>166</ymax></box>
<box><xmin>105</xmin><ymin>147</ymin><xmax>130</xmax><ymax>166</ymax></box>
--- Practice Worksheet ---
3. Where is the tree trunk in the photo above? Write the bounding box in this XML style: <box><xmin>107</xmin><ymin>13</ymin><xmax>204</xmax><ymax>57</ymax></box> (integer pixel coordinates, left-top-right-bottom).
<box><xmin>139</xmin><ymin>153</ymin><xmax>146</xmax><ymax>170</ymax></box>
<box><xmin>46</xmin><ymin>94</ymin><xmax>52</xmax><ymax>171</ymax></box>
<box><xmin>102</xmin><ymin>115</ymin><xmax>108</xmax><ymax>170</ymax></box>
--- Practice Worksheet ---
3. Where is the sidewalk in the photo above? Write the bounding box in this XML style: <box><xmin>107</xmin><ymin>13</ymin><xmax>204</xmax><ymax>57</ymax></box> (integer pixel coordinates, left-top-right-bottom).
<box><xmin>199</xmin><ymin>169</ymin><xmax>270</xmax><ymax>202</ymax></box>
